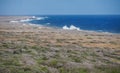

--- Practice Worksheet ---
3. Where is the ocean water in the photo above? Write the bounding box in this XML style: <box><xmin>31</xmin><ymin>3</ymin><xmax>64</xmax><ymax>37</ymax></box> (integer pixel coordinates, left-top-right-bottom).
<box><xmin>29</xmin><ymin>15</ymin><xmax>120</xmax><ymax>33</ymax></box>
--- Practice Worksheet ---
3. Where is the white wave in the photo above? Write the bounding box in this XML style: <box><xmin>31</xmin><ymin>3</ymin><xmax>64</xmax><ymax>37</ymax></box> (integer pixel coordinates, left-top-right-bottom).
<box><xmin>63</xmin><ymin>25</ymin><xmax>69</xmax><ymax>30</ymax></box>
<box><xmin>32</xmin><ymin>16</ymin><xmax>48</xmax><ymax>20</ymax></box>
<box><xmin>20</xmin><ymin>18</ymin><xmax>33</xmax><ymax>22</ymax></box>
<box><xmin>32</xmin><ymin>16</ymin><xmax>36</xmax><ymax>18</ymax></box>
<box><xmin>10</xmin><ymin>16</ymin><xmax>48</xmax><ymax>23</ymax></box>
<box><xmin>31</xmin><ymin>16</ymin><xmax>42</xmax><ymax>20</ymax></box>
<box><xmin>37</xmin><ymin>16</ymin><xmax>48</xmax><ymax>20</ymax></box>
<box><xmin>69</xmin><ymin>25</ymin><xmax>80</xmax><ymax>30</ymax></box>
<box><xmin>36</xmin><ymin>17</ymin><xmax>44</xmax><ymax>20</ymax></box>
<box><xmin>63</xmin><ymin>25</ymin><xmax>80</xmax><ymax>31</ymax></box>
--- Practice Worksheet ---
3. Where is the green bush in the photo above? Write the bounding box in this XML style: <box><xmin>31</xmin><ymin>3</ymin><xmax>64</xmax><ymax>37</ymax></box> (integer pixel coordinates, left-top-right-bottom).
<box><xmin>49</xmin><ymin>59</ymin><xmax>58</xmax><ymax>68</ymax></box>
<box><xmin>59</xmin><ymin>67</ymin><xmax>89</xmax><ymax>73</ymax></box>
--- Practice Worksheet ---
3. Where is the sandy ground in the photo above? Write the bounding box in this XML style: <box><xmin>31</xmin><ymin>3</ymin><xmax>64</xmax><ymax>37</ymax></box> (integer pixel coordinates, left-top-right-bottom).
<box><xmin>0</xmin><ymin>16</ymin><xmax>120</xmax><ymax>73</ymax></box>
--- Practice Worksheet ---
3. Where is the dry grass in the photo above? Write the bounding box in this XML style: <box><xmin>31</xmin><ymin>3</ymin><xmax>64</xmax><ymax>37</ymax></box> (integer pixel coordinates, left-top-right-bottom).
<box><xmin>0</xmin><ymin>16</ymin><xmax>120</xmax><ymax>73</ymax></box>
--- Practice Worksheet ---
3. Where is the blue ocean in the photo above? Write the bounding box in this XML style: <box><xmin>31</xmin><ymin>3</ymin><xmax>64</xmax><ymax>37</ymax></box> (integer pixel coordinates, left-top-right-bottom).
<box><xmin>29</xmin><ymin>15</ymin><xmax>120</xmax><ymax>33</ymax></box>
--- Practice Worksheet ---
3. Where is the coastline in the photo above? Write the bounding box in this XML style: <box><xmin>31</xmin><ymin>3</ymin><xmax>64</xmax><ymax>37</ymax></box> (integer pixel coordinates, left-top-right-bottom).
<box><xmin>0</xmin><ymin>16</ymin><xmax>120</xmax><ymax>48</ymax></box>
<box><xmin>0</xmin><ymin>16</ymin><xmax>120</xmax><ymax>73</ymax></box>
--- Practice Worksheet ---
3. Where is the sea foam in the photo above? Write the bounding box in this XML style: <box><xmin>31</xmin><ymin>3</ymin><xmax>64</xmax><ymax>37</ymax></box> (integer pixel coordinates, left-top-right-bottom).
<box><xmin>63</xmin><ymin>25</ymin><xmax>80</xmax><ymax>31</ymax></box>
<box><xmin>63</xmin><ymin>25</ymin><xmax>69</xmax><ymax>30</ymax></box>
<box><xmin>10</xmin><ymin>16</ymin><xmax>48</xmax><ymax>23</ymax></box>
<box><xmin>20</xmin><ymin>18</ymin><xmax>32</xmax><ymax>22</ymax></box>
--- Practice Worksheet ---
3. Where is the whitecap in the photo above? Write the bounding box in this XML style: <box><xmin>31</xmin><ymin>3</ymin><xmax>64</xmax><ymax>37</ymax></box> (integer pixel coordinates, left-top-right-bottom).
<box><xmin>69</xmin><ymin>25</ymin><xmax>80</xmax><ymax>30</ymax></box>
<box><xmin>32</xmin><ymin>16</ymin><xmax>36</xmax><ymax>18</ymax></box>
<box><xmin>63</xmin><ymin>25</ymin><xmax>69</xmax><ymax>30</ymax></box>
<box><xmin>20</xmin><ymin>18</ymin><xmax>32</xmax><ymax>22</ymax></box>
<box><xmin>63</xmin><ymin>25</ymin><xmax>80</xmax><ymax>31</ymax></box>
<box><xmin>36</xmin><ymin>17</ymin><xmax>44</xmax><ymax>20</ymax></box>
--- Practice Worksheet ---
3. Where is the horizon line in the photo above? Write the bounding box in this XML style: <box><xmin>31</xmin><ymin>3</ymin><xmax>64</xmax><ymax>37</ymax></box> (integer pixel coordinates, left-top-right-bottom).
<box><xmin>0</xmin><ymin>14</ymin><xmax>120</xmax><ymax>16</ymax></box>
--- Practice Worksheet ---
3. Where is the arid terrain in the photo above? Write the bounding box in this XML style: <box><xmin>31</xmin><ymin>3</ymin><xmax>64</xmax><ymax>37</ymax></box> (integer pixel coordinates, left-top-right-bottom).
<box><xmin>0</xmin><ymin>16</ymin><xmax>120</xmax><ymax>73</ymax></box>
